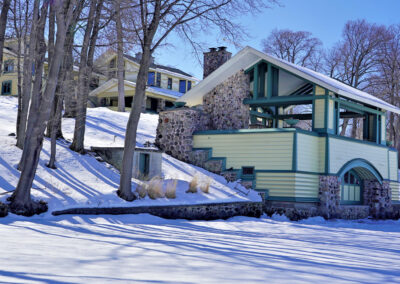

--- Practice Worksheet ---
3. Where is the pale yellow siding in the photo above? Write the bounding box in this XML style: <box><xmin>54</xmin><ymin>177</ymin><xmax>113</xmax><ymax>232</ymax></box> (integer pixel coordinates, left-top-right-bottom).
<box><xmin>329</xmin><ymin>137</ymin><xmax>389</xmax><ymax>179</ymax></box>
<box><xmin>390</xmin><ymin>181</ymin><xmax>400</xmax><ymax>201</ymax></box>
<box><xmin>315</xmin><ymin>85</ymin><xmax>325</xmax><ymax>95</ymax></box>
<box><xmin>381</xmin><ymin>115</ymin><xmax>386</xmax><ymax>143</ymax></box>
<box><xmin>328</xmin><ymin>99</ymin><xmax>334</xmax><ymax>130</ymax></box>
<box><xmin>314</xmin><ymin>99</ymin><xmax>325</xmax><ymax>128</ymax></box>
<box><xmin>389</xmin><ymin>151</ymin><xmax>398</xmax><ymax>181</ymax></box>
<box><xmin>193</xmin><ymin>132</ymin><xmax>294</xmax><ymax>170</ymax></box>
<box><xmin>297</xmin><ymin>133</ymin><xmax>325</xmax><ymax>172</ymax></box>
<box><xmin>256</xmin><ymin>172</ymin><xmax>319</xmax><ymax>198</ymax></box>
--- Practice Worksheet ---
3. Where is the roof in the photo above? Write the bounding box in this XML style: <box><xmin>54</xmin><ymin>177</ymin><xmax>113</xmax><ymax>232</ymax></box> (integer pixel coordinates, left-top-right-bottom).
<box><xmin>178</xmin><ymin>46</ymin><xmax>400</xmax><ymax>114</ymax></box>
<box><xmin>89</xmin><ymin>78</ymin><xmax>184</xmax><ymax>100</ymax></box>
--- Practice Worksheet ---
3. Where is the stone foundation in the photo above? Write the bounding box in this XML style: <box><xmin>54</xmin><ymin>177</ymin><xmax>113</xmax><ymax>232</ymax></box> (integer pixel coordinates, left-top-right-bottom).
<box><xmin>318</xmin><ymin>176</ymin><xmax>341</xmax><ymax>219</ymax></box>
<box><xmin>264</xmin><ymin>201</ymin><xmax>319</xmax><ymax>221</ymax></box>
<box><xmin>52</xmin><ymin>201</ymin><xmax>263</xmax><ymax>221</ymax></box>
<box><xmin>363</xmin><ymin>180</ymin><xmax>392</xmax><ymax>219</ymax></box>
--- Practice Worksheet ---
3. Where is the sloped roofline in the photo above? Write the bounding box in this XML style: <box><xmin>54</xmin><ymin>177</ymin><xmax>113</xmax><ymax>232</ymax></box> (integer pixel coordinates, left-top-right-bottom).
<box><xmin>178</xmin><ymin>46</ymin><xmax>400</xmax><ymax>114</ymax></box>
<box><xmin>89</xmin><ymin>78</ymin><xmax>182</xmax><ymax>100</ymax></box>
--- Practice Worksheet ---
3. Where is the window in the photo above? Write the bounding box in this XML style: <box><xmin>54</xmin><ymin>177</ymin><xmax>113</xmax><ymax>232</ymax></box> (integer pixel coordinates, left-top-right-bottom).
<box><xmin>148</xmin><ymin>72</ymin><xmax>155</xmax><ymax>86</ymax></box>
<box><xmin>242</xmin><ymin>167</ymin><xmax>254</xmax><ymax>176</ymax></box>
<box><xmin>187</xmin><ymin>81</ymin><xmax>192</xmax><ymax>91</ymax></box>
<box><xmin>139</xmin><ymin>153</ymin><xmax>150</xmax><ymax>176</ymax></box>
<box><xmin>109</xmin><ymin>58</ymin><xmax>116</xmax><ymax>68</ymax></box>
<box><xmin>156</xmin><ymin>73</ymin><xmax>161</xmax><ymax>87</ymax></box>
<box><xmin>179</xmin><ymin>80</ymin><xmax>186</xmax><ymax>93</ymax></box>
<box><xmin>167</xmin><ymin>78</ymin><xmax>172</xmax><ymax>89</ymax></box>
<box><xmin>341</xmin><ymin>170</ymin><xmax>362</xmax><ymax>204</ymax></box>
<box><xmin>1</xmin><ymin>81</ymin><xmax>12</xmax><ymax>95</ymax></box>
<box><xmin>4</xmin><ymin>60</ymin><xmax>14</xmax><ymax>73</ymax></box>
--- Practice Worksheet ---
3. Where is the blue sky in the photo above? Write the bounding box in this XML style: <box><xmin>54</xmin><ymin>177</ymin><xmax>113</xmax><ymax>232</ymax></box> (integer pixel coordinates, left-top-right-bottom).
<box><xmin>153</xmin><ymin>0</ymin><xmax>400</xmax><ymax>79</ymax></box>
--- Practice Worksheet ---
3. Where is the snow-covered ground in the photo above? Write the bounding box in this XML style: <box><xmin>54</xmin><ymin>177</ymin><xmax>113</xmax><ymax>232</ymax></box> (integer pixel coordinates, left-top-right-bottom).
<box><xmin>1</xmin><ymin>213</ymin><xmax>400</xmax><ymax>283</ymax></box>
<box><xmin>0</xmin><ymin>96</ymin><xmax>259</xmax><ymax>214</ymax></box>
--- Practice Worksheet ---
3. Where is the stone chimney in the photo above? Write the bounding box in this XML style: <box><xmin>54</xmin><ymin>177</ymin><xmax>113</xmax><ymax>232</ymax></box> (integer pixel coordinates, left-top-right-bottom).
<box><xmin>203</xmin><ymin>46</ymin><xmax>232</xmax><ymax>79</ymax></box>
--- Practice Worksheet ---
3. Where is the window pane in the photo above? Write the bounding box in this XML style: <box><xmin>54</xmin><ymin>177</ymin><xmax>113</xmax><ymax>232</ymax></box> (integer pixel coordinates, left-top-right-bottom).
<box><xmin>179</xmin><ymin>80</ymin><xmax>186</xmax><ymax>93</ymax></box>
<box><xmin>148</xmin><ymin>72</ymin><xmax>155</xmax><ymax>85</ymax></box>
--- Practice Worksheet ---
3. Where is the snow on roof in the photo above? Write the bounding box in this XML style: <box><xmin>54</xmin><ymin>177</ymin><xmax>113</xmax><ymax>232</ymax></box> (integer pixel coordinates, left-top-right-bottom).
<box><xmin>178</xmin><ymin>46</ymin><xmax>400</xmax><ymax>114</ymax></box>
<box><xmin>89</xmin><ymin>79</ymin><xmax>184</xmax><ymax>100</ymax></box>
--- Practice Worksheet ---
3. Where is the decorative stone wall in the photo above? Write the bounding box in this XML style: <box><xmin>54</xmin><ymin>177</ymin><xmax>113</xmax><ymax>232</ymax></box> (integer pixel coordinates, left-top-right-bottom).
<box><xmin>155</xmin><ymin>108</ymin><xmax>210</xmax><ymax>162</ymax></box>
<box><xmin>264</xmin><ymin>201</ymin><xmax>319</xmax><ymax>221</ymax></box>
<box><xmin>363</xmin><ymin>180</ymin><xmax>393</xmax><ymax>219</ymax></box>
<box><xmin>157</xmin><ymin>99</ymin><xmax>166</xmax><ymax>113</ymax></box>
<box><xmin>52</xmin><ymin>201</ymin><xmax>263</xmax><ymax>221</ymax></box>
<box><xmin>318</xmin><ymin>176</ymin><xmax>341</xmax><ymax>219</ymax></box>
<box><xmin>203</xmin><ymin>70</ymin><xmax>251</xmax><ymax>130</ymax></box>
<box><xmin>203</xmin><ymin>47</ymin><xmax>232</xmax><ymax>78</ymax></box>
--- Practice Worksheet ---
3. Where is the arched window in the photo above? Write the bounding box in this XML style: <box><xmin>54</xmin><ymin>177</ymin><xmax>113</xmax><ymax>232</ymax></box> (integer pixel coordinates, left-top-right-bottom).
<box><xmin>341</xmin><ymin>170</ymin><xmax>362</xmax><ymax>205</ymax></box>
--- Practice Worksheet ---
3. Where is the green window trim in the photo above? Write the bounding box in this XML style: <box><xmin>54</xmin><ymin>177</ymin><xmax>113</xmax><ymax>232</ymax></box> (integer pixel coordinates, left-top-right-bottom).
<box><xmin>139</xmin><ymin>153</ymin><xmax>150</xmax><ymax>177</ymax></box>
<box><xmin>340</xmin><ymin>170</ymin><xmax>363</xmax><ymax>205</ymax></box>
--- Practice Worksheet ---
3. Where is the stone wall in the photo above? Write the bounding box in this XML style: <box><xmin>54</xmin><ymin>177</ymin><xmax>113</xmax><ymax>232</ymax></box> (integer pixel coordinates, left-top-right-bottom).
<box><xmin>363</xmin><ymin>180</ymin><xmax>393</xmax><ymax>219</ymax></box>
<box><xmin>52</xmin><ymin>201</ymin><xmax>263</xmax><ymax>221</ymax></box>
<box><xmin>203</xmin><ymin>70</ymin><xmax>251</xmax><ymax>130</ymax></box>
<box><xmin>318</xmin><ymin>176</ymin><xmax>341</xmax><ymax>219</ymax></box>
<box><xmin>156</xmin><ymin>108</ymin><xmax>210</xmax><ymax>162</ymax></box>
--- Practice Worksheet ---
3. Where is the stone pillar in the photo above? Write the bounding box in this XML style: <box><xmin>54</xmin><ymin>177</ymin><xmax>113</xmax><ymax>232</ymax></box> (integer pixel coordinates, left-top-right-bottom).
<box><xmin>203</xmin><ymin>70</ymin><xmax>251</xmax><ymax>130</ymax></box>
<box><xmin>318</xmin><ymin>175</ymin><xmax>341</xmax><ymax>219</ymax></box>
<box><xmin>363</xmin><ymin>180</ymin><xmax>393</xmax><ymax>219</ymax></box>
<box><xmin>156</xmin><ymin>108</ymin><xmax>210</xmax><ymax>162</ymax></box>
<box><xmin>157</xmin><ymin>99</ymin><xmax>166</xmax><ymax>113</ymax></box>
<box><xmin>203</xmin><ymin>47</ymin><xmax>232</xmax><ymax>79</ymax></box>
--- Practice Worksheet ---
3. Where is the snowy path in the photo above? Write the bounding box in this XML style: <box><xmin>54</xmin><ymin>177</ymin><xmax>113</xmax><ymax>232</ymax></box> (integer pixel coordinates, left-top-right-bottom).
<box><xmin>1</xmin><ymin>214</ymin><xmax>400</xmax><ymax>283</ymax></box>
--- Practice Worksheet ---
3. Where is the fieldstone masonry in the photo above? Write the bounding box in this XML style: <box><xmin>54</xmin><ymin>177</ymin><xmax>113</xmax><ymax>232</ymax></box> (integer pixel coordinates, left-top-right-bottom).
<box><xmin>203</xmin><ymin>47</ymin><xmax>232</xmax><ymax>78</ymax></box>
<box><xmin>203</xmin><ymin>70</ymin><xmax>251</xmax><ymax>130</ymax></box>
<box><xmin>363</xmin><ymin>180</ymin><xmax>392</xmax><ymax>219</ymax></box>
<box><xmin>318</xmin><ymin>176</ymin><xmax>341</xmax><ymax>219</ymax></box>
<box><xmin>156</xmin><ymin>108</ymin><xmax>210</xmax><ymax>162</ymax></box>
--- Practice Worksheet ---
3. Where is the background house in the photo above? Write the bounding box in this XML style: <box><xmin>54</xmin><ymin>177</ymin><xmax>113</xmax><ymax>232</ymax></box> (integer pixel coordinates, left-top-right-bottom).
<box><xmin>90</xmin><ymin>50</ymin><xmax>198</xmax><ymax>112</ymax></box>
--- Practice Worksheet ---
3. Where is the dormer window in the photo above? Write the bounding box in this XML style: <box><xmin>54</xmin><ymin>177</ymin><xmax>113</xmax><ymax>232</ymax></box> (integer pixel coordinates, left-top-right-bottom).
<box><xmin>109</xmin><ymin>58</ymin><xmax>116</xmax><ymax>68</ymax></box>
<box><xmin>167</xmin><ymin>78</ymin><xmax>172</xmax><ymax>89</ymax></box>
<box><xmin>148</xmin><ymin>72</ymin><xmax>155</xmax><ymax>86</ymax></box>
<box><xmin>156</xmin><ymin>73</ymin><xmax>161</xmax><ymax>87</ymax></box>
<box><xmin>179</xmin><ymin>80</ymin><xmax>186</xmax><ymax>93</ymax></box>
<box><xmin>4</xmin><ymin>60</ymin><xmax>14</xmax><ymax>73</ymax></box>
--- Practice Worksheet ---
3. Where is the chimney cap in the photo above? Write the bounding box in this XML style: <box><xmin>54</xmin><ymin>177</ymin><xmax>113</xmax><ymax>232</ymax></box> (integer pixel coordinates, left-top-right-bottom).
<box><xmin>209</xmin><ymin>47</ymin><xmax>217</xmax><ymax>52</ymax></box>
<box><xmin>218</xmin><ymin>46</ymin><xmax>227</xmax><ymax>51</ymax></box>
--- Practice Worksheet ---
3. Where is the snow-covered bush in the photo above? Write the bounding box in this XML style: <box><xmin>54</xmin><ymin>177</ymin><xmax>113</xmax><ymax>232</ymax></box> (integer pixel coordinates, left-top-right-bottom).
<box><xmin>165</xmin><ymin>180</ymin><xmax>177</xmax><ymax>199</ymax></box>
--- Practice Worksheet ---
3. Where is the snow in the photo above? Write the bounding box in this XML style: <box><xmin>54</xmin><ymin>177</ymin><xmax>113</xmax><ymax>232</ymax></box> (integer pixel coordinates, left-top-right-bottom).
<box><xmin>1</xmin><ymin>213</ymin><xmax>400</xmax><ymax>283</ymax></box>
<box><xmin>0</xmin><ymin>96</ymin><xmax>260</xmax><ymax>214</ymax></box>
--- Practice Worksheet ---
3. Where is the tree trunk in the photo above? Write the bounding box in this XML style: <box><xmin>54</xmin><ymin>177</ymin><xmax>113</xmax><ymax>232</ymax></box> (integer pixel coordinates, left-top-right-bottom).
<box><xmin>351</xmin><ymin>118</ymin><xmax>358</xmax><ymax>138</ymax></box>
<box><xmin>115</xmin><ymin>0</ymin><xmax>125</xmax><ymax>111</ymax></box>
<box><xmin>10</xmin><ymin>0</ymin><xmax>76</xmax><ymax>216</ymax></box>
<box><xmin>0</xmin><ymin>0</ymin><xmax>11</xmax><ymax>69</ymax></box>
<box><xmin>16</xmin><ymin>0</ymin><xmax>40</xmax><ymax>149</ymax></box>
<box><xmin>118</xmin><ymin>47</ymin><xmax>152</xmax><ymax>201</ymax></box>
<box><xmin>340</xmin><ymin>118</ymin><xmax>349</xmax><ymax>136</ymax></box>
<box><xmin>70</xmin><ymin>0</ymin><xmax>103</xmax><ymax>153</ymax></box>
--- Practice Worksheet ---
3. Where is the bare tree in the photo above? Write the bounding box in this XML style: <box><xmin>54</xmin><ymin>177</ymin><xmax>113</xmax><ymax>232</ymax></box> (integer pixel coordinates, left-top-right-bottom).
<box><xmin>115</xmin><ymin>0</ymin><xmax>125</xmax><ymax>112</ymax></box>
<box><xmin>368</xmin><ymin>25</ymin><xmax>400</xmax><ymax>149</ymax></box>
<box><xmin>327</xmin><ymin>20</ymin><xmax>389</xmax><ymax>137</ymax></box>
<box><xmin>117</xmin><ymin>0</ymin><xmax>276</xmax><ymax>201</ymax></box>
<box><xmin>16</xmin><ymin>0</ymin><xmax>41</xmax><ymax>149</ymax></box>
<box><xmin>261</xmin><ymin>28</ymin><xmax>323</xmax><ymax>70</ymax></box>
<box><xmin>0</xmin><ymin>0</ymin><xmax>11</xmax><ymax>69</ymax></box>
<box><xmin>47</xmin><ymin>1</ymin><xmax>85</xmax><ymax>169</ymax></box>
<box><xmin>70</xmin><ymin>0</ymin><xmax>105</xmax><ymax>153</ymax></box>
<box><xmin>9</xmin><ymin>0</ymin><xmax>77</xmax><ymax>216</ymax></box>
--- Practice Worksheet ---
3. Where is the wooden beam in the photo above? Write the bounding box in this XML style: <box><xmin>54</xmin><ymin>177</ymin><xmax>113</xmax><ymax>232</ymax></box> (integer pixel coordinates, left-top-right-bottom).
<box><xmin>244</xmin><ymin>95</ymin><xmax>314</xmax><ymax>106</ymax></box>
